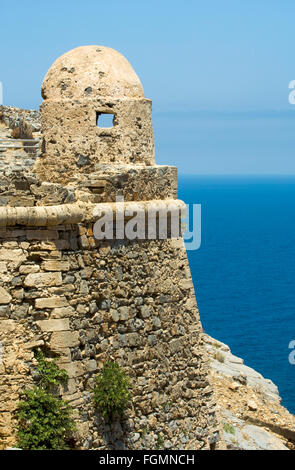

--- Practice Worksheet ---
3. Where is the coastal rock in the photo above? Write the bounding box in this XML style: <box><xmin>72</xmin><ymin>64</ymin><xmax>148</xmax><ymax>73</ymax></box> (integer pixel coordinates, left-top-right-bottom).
<box><xmin>205</xmin><ymin>334</ymin><xmax>295</xmax><ymax>450</ymax></box>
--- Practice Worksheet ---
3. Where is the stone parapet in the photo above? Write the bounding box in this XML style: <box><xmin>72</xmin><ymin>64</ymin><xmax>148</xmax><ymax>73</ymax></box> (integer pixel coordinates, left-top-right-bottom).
<box><xmin>0</xmin><ymin>164</ymin><xmax>177</xmax><ymax>207</ymax></box>
<box><xmin>74</xmin><ymin>164</ymin><xmax>177</xmax><ymax>203</ymax></box>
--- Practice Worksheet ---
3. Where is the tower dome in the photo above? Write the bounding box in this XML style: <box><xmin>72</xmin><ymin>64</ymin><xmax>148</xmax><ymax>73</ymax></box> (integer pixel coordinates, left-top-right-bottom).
<box><xmin>41</xmin><ymin>45</ymin><xmax>144</xmax><ymax>101</ymax></box>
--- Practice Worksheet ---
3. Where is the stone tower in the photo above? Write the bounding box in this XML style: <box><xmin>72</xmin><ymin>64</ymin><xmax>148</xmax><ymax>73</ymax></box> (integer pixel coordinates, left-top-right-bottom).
<box><xmin>39</xmin><ymin>46</ymin><xmax>154</xmax><ymax>183</ymax></box>
<box><xmin>0</xmin><ymin>46</ymin><xmax>220</xmax><ymax>450</ymax></box>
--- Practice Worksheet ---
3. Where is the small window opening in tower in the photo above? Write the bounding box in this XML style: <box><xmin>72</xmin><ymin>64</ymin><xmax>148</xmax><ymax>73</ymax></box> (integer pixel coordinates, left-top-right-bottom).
<box><xmin>96</xmin><ymin>112</ymin><xmax>115</xmax><ymax>128</ymax></box>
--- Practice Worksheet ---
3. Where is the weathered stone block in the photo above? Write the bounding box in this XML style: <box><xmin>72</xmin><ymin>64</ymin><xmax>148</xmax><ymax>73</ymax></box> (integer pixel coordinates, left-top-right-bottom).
<box><xmin>118</xmin><ymin>306</ymin><xmax>129</xmax><ymax>320</ymax></box>
<box><xmin>0</xmin><ymin>287</ymin><xmax>11</xmax><ymax>304</ymax></box>
<box><xmin>19</xmin><ymin>265</ymin><xmax>40</xmax><ymax>274</ymax></box>
<box><xmin>35</xmin><ymin>296</ymin><xmax>68</xmax><ymax>309</ymax></box>
<box><xmin>0</xmin><ymin>249</ymin><xmax>26</xmax><ymax>263</ymax></box>
<box><xmin>140</xmin><ymin>305</ymin><xmax>151</xmax><ymax>318</ymax></box>
<box><xmin>169</xmin><ymin>337</ymin><xmax>185</xmax><ymax>354</ymax></box>
<box><xmin>24</xmin><ymin>272</ymin><xmax>62</xmax><ymax>287</ymax></box>
<box><xmin>50</xmin><ymin>331</ymin><xmax>79</xmax><ymax>348</ymax></box>
<box><xmin>79</xmin><ymin>280</ymin><xmax>88</xmax><ymax>294</ymax></box>
<box><xmin>0</xmin><ymin>319</ymin><xmax>15</xmax><ymax>332</ymax></box>
<box><xmin>59</xmin><ymin>361</ymin><xmax>85</xmax><ymax>378</ymax></box>
<box><xmin>38</xmin><ymin>240</ymin><xmax>70</xmax><ymax>251</ymax></box>
<box><xmin>118</xmin><ymin>332</ymin><xmax>141</xmax><ymax>347</ymax></box>
<box><xmin>148</xmin><ymin>334</ymin><xmax>157</xmax><ymax>346</ymax></box>
<box><xmin>36</xmin><ymin>319</ymin><xmax>70</xmax><ymax>332</ymax></box>
<box><xmin>23</xmin><ymin>339</ymin><xmax>44</xmax><ymax>350</ymax></box>
<box><xmin>111</xmin><ymin>309</ymin><xmax>119</xmax><ymax>322</ymax></box>
<box><xmin>51</xmin><ymin>306</ymin><xmax>75</xmax><ymax>318</ymax></box>
<box><xmin>42</xmin><ymin>260</ymin><xmax>70</xmax><ymax>271</ymax></box>
<box><xmin>87</xmin><ymin>359</ymin><xmax>97</xmax><ymax>372</ymax></box>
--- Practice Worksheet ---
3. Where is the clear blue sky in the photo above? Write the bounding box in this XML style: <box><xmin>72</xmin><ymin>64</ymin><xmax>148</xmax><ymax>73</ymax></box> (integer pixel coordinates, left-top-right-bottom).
<box><xmin>1</xmin><ymin>0</ymin><xmax>295</xmax><ymax>173</ymax></box>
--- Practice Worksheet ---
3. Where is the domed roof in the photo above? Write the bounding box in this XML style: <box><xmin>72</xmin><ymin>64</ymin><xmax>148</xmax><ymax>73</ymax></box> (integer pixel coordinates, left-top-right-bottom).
<box><xmin>41</xmin><ymin>45</ymin><xmax>144</xmax><ymax>101</ymax></box>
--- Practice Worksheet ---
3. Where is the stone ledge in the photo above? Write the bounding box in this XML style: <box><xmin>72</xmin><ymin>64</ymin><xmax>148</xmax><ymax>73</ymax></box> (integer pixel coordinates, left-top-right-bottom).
<box><xmin>90</xmin><ymin>199</ymin><xmax>187</xmax><ymax>222</ymax></box>
<box><xmin>0</xmin><ymin>203</ymin><xmax>83</xmax><ymax>227</ymax></box>
<box><xmin>0</xmin><ymin>199</ymin><xmax>186</xmax><ymax>228</ymax></box>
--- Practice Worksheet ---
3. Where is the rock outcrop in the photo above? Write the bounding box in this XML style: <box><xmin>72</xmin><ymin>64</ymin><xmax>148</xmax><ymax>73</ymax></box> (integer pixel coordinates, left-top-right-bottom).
<box><xmin>205</xmin><ymin>334</ymin><xmax>295</xmax><ymax>450</ymax></box>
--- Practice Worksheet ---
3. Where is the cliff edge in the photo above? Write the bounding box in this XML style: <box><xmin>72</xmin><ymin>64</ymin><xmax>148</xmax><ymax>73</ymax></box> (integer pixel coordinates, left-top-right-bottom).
<box><xmin>205</xmin><ymin>334</ymin><xmax>295</xmax><ymax>450</ymax></box>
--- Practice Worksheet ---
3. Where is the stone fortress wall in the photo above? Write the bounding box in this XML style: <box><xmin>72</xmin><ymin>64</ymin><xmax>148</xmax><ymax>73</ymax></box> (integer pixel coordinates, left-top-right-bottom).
<box><xmin>0</xmin><ymin>46</ymin><xmax>221</xmax><ymax>450</ymax></box>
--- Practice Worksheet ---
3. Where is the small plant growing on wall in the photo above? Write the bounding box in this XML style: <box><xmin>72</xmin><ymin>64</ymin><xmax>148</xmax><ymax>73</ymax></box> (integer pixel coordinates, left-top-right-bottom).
<box><xmin>34</xmin><ymin>349</ymin><xmax>69</xmax><ymax>391</ymax></box>
<box><xmin>16</xmin><ymin>349</ymin><xmax>76</xmax><ymax>450</ymax></box>
<box><xmin>93</xmin><ymin>361</ymin><xmax>132</xmax><ymax>420</ymax></box>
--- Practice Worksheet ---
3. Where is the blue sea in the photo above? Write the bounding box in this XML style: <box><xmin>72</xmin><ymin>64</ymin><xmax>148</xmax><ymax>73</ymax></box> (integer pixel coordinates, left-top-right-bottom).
<box><xmin>178</xmin><ymin>175</ymin><xmax>295</xmax><ymax>414</ymax></box>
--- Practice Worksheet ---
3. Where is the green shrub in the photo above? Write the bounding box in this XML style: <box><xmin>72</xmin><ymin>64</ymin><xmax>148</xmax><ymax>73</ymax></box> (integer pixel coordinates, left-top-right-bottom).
<box><xmin>93</xmin><ymin>361</ymin><xmax>132</xmax><ymax>420</ymax></box>
<box><xmin>16</xmin><ymin>388</ymin><xmax>75</xmax><ymax>450</ymax></box>
<box><xmin>16</xmin><ymin>349</ymin><xmax>75</xmax><ymax>450</ymax></box>
<box><xmin>34</xmin><ymin>349</ymin><xmax>69</xmax><ymax>390</ymax></box>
